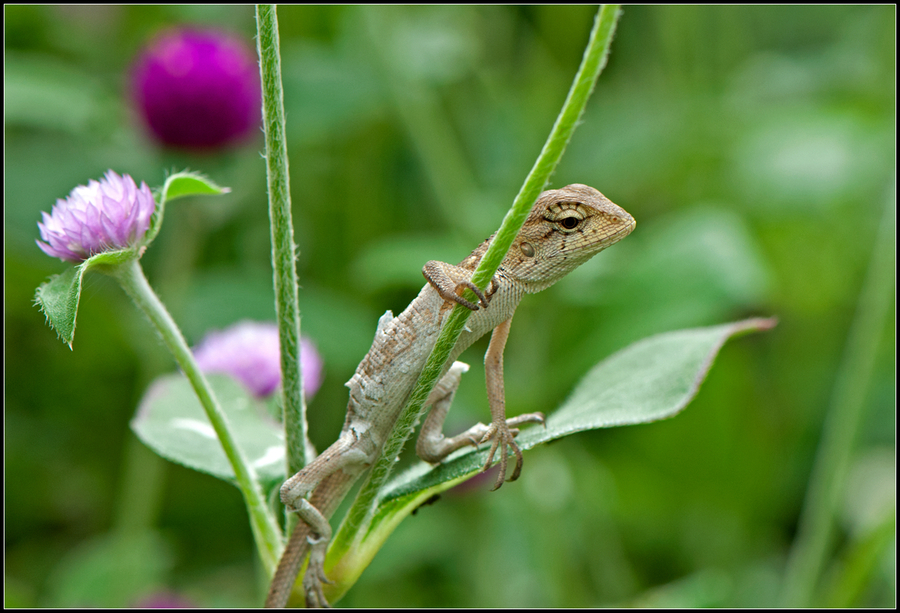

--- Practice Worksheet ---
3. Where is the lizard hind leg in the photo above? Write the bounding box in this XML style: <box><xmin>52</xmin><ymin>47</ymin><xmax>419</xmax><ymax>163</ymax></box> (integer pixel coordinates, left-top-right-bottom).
<box><xmin>274</xmin><ymin>434</ymin><xmax>371</xmax><ymax>608</ymax></box>
<box><xmin>415</xmin><ymin>360</ymin><xmax>544</xmax><ymax>481</ymax></box>
<box><xmin>416</xmin><ymin>361</ymin><xmax>478</xmax><ymax>464</ymax></box>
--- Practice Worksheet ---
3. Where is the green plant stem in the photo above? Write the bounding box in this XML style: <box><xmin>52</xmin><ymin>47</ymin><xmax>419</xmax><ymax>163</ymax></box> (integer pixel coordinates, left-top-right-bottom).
<box><xmin>331</xmin><ymin>3</ymin><xmax>622</xmax><ymax>564</ymax></box>
<box><xmin>111</xmin><ymin>258</ymin><xmax>282</xmax><ymax>571</ymax></box>
<box><xmin>780</xmin><ymin>193</ymin><xmax>896</xmax><ymax>606</ymax></box>
<box><xmin>256</xmin><ymin>4</ymin><xmax>310</xmax><ymax>479</ymax></box>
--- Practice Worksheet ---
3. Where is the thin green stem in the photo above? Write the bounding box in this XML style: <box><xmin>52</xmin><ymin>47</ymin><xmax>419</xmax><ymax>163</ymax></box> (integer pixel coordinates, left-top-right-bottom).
<box><xmin>256</xmin><ymin>4</ymin><xmax>310</xmax><ymax>479</ymax></box>
<box><xmin>331</xmin><ymin>4</ymin><xmax>622</xmax><ymax>562</ymax></box>
<box><xmin>780</xmin><ymin>192</ymin><xmax>896</xmax><ymax>606</ymax></box>
<box><xmin>112</xmin><ymin>259</ymin><xmax>282</xmax><ymax>571</ymax></box>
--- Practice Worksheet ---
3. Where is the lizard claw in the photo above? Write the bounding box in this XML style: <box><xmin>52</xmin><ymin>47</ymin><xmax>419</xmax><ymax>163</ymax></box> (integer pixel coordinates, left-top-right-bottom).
<box><xmin>479</xmin><ymin>412</ymin><xmax>543</xmax><ymax>490</ymax></box>
<box><xmin>484</xmin><ymin>275</ymin><xmax>500</xmax><ymax>300</ymax></box>
<box><xmin>505</xmin><ymin>411</ymin><xmax>545</xmax><ymax>429</ymax></box>
<box><xmin>455</xmin><ymin>280</ymin><xmax>491</xmax><ymax>310</ymax></box>
<box><xmin>480</xmin><ymin>422</ymin><xmax>525</xmax><ymax>491</ymax></box>
<box><xmin>422</xmin><ymin>261</ymin><xmax>494</xmax><ymax>311</ymax></box>
<box><xmin>303</xmin><ymin>535</ymin><xmax>334</xmax><ymax>608</ymax></box>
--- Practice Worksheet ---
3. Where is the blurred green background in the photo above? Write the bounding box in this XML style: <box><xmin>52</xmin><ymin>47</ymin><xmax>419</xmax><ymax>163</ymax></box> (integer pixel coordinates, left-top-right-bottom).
<box><xmin>5</xmin><ymin>5</ymin><xmax>894</xmax><ymax>608</ymax></box>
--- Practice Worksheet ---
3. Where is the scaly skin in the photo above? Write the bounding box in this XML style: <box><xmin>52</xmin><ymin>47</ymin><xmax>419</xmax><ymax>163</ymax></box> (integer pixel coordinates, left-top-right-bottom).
<box><xmin>266</xmin><ymin>184</ymin><xmax>635</xmax><ymax>607</ymax></box>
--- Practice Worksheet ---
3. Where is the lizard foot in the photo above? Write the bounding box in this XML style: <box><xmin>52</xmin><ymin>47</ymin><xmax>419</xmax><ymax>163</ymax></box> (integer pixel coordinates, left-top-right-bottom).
<box><xmin>445</xmin><ymin>278</ymin><xmax>494</xmax><ymax>311</ymax></box>
<box><xmin>303</xmin><ymin>535</ymin><xmax>334</xmax><ymax>608</ymax></box>
<box><xmin>480</xmin><ymin>412</ymin><xmax>544</xmax><ymax>491</ymax></box>
<box><xmin>423</xmin><ymin>260</ymin><xmax>499</xmax><ymax>310</ymax></box>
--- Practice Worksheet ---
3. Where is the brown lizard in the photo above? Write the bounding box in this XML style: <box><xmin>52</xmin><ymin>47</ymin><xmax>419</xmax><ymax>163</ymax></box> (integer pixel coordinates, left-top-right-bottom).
<box><xmin>265</xmin><ymin>184</ymin><xmax>635</xmax><ymax>607</ymax></box>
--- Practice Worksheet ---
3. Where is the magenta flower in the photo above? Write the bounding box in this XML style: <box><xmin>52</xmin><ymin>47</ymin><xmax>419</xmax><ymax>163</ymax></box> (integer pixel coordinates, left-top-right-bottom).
<box><xmin>132</xmin><ymin>592</ymin><xmax>196</xmax><ymax>608</ymax></box>
<box><xmin>193</xmin><ymin>321</ymin><xmax>323</xmax><ymax>400</ymax></box>
<box><xmin>36</xmin><ymin>170</ymin><xmax>156</xmax><ymax>262</ymax></box>
<box><xmin>131</xmin><ymin>28</ymin><xmax>261</xmax><ymax>149</ymax></box>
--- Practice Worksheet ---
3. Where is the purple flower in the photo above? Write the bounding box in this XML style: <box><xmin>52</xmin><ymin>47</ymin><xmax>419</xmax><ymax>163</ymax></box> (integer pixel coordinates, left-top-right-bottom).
<box><xmin>131</xmin><ymin>28</ymin><xmax>261</xmax><ymax>149</ymax></box>
<box><xmin>193</xmin><ymin>321</ymin><xmax>323</xmax><ymax>400</ymax></box>
<box><xmin>36</xmin><ymin>170</ymin><xmax>156</xmax><ymax>262</ymax></box>
<box><xmin>132</xmin><ymin>592</ymin><xmax>196</xmax><ymax>608</ymax></box>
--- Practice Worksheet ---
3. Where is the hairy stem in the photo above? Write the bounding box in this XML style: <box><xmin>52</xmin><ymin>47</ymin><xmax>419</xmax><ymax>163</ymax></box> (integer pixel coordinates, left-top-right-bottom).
<box><xmin>331</xmin><ymin>3</ymin><xmax>623</xmax><ymax>568</ymax></box>
<box><xmin>112</xmin><ymin>259</ymin><xmax>282</xmax><ymax>571</ymax></box>
<box><xmin>257</xmin><ymin>4</ymin><xmax>310</xmax><ymax>479</ymax></box>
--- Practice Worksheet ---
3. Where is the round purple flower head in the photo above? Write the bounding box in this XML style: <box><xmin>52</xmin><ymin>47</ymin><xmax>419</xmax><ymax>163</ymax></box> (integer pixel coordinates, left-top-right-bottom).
<box><xmin>36</xmin><ymin>170</ymin><xmax>156</xmax><ymax>262</ymax></box>
<box><xmin>131</xmin><ymin>28</ymin><xmax>261</xmax><ymax>149</ymax></box>
<box><xmin>193</xmin><ymin>321</ymin><xmax>323</xmax><ymax>400</ymax></box>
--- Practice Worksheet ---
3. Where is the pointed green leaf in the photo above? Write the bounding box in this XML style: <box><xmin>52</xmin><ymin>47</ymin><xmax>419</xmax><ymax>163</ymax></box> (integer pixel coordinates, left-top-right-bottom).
<box><xmin>321</xmin><ymin>317</ymin><xmax>777</xmax><ymax>603</ymax></box>
<box><xmin>160</xmin><ymin>170</ymin><xmax>230</xmax><ymax>203</ymax></box>
<box><xmin>34</xmin><ymin>266</ymin><xmax>82</xmax><ymax>348</ymax></box>
<box><xmin>131</xmin><ymin>373</ymin><xmax>285</xmax><ymax>485</ymax></box>
<box><xmin>34</xmin><ymin>249</ymin><xmax>139</xmax><ymax>347</ymax></box>
<box><xmin>383</xmin><ymin>317</ymin><xmax>777</xmax><ymax>501</ymax></box>
<box><xmin>146</xmin><ymin>170</ymin><xmax>231</xmax><ymax>244</ymax></box>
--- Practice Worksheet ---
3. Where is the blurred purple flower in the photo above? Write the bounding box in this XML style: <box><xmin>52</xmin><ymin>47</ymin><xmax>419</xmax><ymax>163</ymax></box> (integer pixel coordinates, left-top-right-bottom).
<box><xmin>131</xmin><ymin>28</ymin><xmax>261</xmax><ymax>149</ymax></box>
<box><xmin>36</xmin><ymin>170</ymin><xmax>156</xmax><ymax>262</ymax></box>
<box><xmin>132</xmin><ymin>592</ymin><xmax>196</xmax><ymax>608</ymax></box>
<box><xmin>193</xmin><ymin>321</ymin><xmax>323</xmax><ymax>400</ymax></box>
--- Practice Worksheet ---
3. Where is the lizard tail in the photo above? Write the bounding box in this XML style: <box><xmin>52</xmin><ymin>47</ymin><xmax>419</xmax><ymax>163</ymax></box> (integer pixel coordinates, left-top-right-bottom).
<box><xmin>264</xmin><ymin>470</ymin><xmax>358</xmax><ymax>608</ymax></box>
<box><xmin>264</xmin><ymin>516</ymin><xmax>312</xmax><ymax>608</ymax></box>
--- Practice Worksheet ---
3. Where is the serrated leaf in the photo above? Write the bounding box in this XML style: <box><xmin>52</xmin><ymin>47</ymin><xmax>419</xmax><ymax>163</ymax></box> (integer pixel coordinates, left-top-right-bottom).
<box><xmin>34</xmin><ymin>266</ymin><xmax>82</xmax><ymax>348</ymax></box>
<box><xmin>131</xmin><ymin>373</ymin><xmax>285</xmax><ymax>484</ymax></box>
<box><xmin>321</xmin><ymin>317</ymin><xmax>777</xmax><ymax>604</ymax></box>
<box><xmin>34</xmin><ymin>249</ymin><xmax>138</xmax><ymax>347</ymax></box>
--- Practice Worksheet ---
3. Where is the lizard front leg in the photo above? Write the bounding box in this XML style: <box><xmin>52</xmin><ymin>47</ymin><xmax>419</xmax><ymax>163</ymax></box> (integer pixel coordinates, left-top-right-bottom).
<box><xmin>423</xmin><ymin>260</ymin><xmax>497</xmax><ymax>311</ymax></box>
<box><xmin>417</xmin><ymin>359</ymin><xmax>543</xmax><ymax>464</ymax></box>
<box><xmin>416</xmin><ymin>319</ymin><xmax>544</xmax><ymax>488</ymax></box>
<box><xmin>479</xmin><ymin>317</ymin><xmax>544</xmax><ymax>490</ymax></box>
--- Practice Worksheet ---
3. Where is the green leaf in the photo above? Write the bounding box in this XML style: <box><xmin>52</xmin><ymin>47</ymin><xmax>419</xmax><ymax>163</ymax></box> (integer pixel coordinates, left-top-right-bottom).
<box><xmin>34</xmin><ymin>266</ymin><xmax>81</xmax><ymax>348</ymax></box>
<box><xmin>322</xmin><ymin>317</ymin><xmax>777</xmax><ymax>603</ymax></box>
<box><xmin>131</xmin><ymin>373</ymin><xmax>285</xmax><ymax>485</ymax></box>
<box><xmin>159</xmin><ymin>170</ymin><xmax>230</xmax><ymax>203</ymax></box>
<box><xmin>34</xmin><ymin>248</ymin><xmax>137</xmax><ymax>347</ymax></box>
<box><xmin>382</xmin><ymin>317</ymin><xmax>776</xmax><ymax>502</ymax></box>
<box><xmin>146</xmin><ymin>170</ymin><xmax>231</xmax><ymax>244</ymax></box>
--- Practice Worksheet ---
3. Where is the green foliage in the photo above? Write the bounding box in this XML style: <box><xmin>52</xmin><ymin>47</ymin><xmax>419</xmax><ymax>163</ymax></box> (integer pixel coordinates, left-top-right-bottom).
<box><xmin>45</xmin><ymin>531</ymin><xmax>174</xmax><ymax>608</ymax></box>
<box><xmin>131</xmin><ymin>373</ymin><xmax>284</xmax><ymax>484</ymax></box>
<box><xmin>33</xmin><ymin>171</ymin><xmax>231</xmax><ymax>347</ymax></box>
<box><xmin>35</xmin><ymin>249</ymin><xmax>136</xmax><ymax>347</ymax></box>
<box><xmin>6</xmin><ymin>5</ymin><xmax>894</xmax><ymax>609</ymax></box>
<box><xmin>323</xmin><ymin>318</ymin><xmax>775</xmax><ymax>604</ymax></box>
<box><xmin>125</xmin><ymin>314</ymin><xmax>774</xmax><ymax>605</ymax></box>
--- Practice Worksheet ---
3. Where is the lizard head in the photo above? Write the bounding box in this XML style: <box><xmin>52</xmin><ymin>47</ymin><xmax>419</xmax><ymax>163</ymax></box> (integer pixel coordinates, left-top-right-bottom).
<box><xmin>506</xmin><ymin>183</ymin><xmax>635</xmax><ymax>292</ymax></box>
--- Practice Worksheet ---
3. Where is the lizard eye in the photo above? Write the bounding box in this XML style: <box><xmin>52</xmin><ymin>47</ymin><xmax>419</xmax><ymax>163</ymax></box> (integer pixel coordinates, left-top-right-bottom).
<box><xmin>558</xmin><ymin>216</ymin><xmax>581</xmax><ymax>230</ymax></box>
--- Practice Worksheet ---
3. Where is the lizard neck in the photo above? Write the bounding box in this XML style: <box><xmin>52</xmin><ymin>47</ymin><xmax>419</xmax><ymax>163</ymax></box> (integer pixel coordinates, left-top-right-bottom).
<box><xmin>448</xmin><ymin>272</ymin><xmax>525</xmax><ymax>363</ymax></box>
